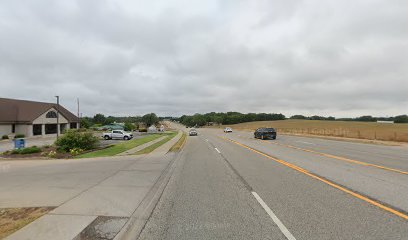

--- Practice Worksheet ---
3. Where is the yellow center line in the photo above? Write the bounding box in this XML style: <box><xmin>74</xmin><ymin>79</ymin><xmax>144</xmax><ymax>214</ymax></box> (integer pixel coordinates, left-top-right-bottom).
<box><xmin>238</xmin><ymin>135</ymin><xmax>407</xmax><ymax>175</ymax></box>
<box><xmin>265</xmin><ymin>140</ymin><xmax>407</xmax><ymax>175</ymax></box>
<box><xmin>220</xmin><ymin>136</ymin><xmax>408</xmax><ymax>221</ymax></box>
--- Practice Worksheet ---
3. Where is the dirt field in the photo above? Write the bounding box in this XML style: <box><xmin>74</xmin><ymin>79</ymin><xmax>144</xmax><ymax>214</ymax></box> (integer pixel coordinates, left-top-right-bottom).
<box><xmin>215</xmin><ymin>120</ymin><xmax>408</xmax><ymax>142</ymax></box>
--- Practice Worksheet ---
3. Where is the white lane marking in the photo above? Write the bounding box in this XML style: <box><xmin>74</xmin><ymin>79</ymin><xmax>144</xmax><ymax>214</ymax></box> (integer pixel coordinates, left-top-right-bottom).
<box><xmin>205</xmin><ymin>139</ymin><xmax>209</xmax><ymax>142</ymax></box>
<box><xmin>252</xmin><ymin>192</ymin><xmax>296</xmax><ymax>240</ymax></box>
<box><xmin>214</xmin><ymin>148</ymin><xmax>221</xmax><ymax>154</ymax></box>
<box><xmin>297</xmin><ymin>141</ymin><xmax>315</xmax><ymax>145</ymax></box>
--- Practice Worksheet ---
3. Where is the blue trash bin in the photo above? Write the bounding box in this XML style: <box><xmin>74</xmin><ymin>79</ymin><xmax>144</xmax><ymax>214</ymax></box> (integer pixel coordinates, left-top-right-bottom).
<box><xmin>14</xmin><ymin>138</ymin><xmax>25</xmax><ymax>149</ymax></box>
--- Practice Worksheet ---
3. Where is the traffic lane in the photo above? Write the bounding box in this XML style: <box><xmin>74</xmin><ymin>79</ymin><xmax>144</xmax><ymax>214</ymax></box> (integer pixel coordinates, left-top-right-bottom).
<box><xmin>138</xmin><ymin>135</ymin><xmax>287</xmax><ymax>240</ymax></box>
<box><xmin>213</xmin><ymin>130</ymin><xmax>408</xmax><ymax>212</ymax></box>
<box><xmin>221</xmin><ymin>129</ymin><xmax>408</xmax><ymax>172</ymax></box>
<box><xmin>201</xmin><ymin>132</ymin><xmax>408</xmax><ymax>239</ymax></box>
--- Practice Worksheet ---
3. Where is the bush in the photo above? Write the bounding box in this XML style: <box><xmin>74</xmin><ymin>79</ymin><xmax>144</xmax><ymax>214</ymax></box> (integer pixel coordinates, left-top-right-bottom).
<box><xmin>11</xmin><ymin>146</ymin><xmax>41</xmax><ymax>154</ymax></box>
<box><xmin>14</xmin><ymin>134</ymin><xmax>25</xmax><ymax>139</ymax></box>
<box><xmin>69</xmin><ymin>148</ymin><xmax>83</xmax><ymax>156</ymax></box>
<box><xmin>2</xmin><ymin>135</ymin><xmax>9</xmax><ymax>139</ymax></box>
<box><xmin>55</xmin><ymin>129</ymin><xmax>99</xmax><ymax>152</ymax></box>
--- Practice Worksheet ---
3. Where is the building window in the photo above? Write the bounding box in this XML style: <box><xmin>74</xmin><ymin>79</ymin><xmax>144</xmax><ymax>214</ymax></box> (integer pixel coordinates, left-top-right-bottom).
<box><xmin>46</xmin><ymin>111</ymin><xmax>57</xmax><ymax>118</ymax></box>
<box><xmin>70</xmin><ymin>123</ymin><xmax>77</xmax><ymax>129</ymax></box>
<box><xmin>12</xmin><ymin>124</ymin><xmax>15</xmax><ymax>133</ymax></box>
<box><xmin>33</xmin><ymin>124</ymin><xmax>42</xmax><ymax>136</ymax></box>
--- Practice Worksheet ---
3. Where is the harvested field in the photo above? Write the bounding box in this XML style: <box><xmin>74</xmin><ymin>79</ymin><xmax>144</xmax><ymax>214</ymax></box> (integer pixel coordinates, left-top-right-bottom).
<box><xmin>214</xmin><ymin>120</ymin><xmax>408</xmax><ymax>142</ymax></box>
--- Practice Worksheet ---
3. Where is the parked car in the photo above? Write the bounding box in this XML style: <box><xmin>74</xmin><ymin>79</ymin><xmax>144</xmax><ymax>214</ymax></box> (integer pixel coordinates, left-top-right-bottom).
<box><xmin>102</xmin><ymin>130</ymin><xmax>133</xmax><ymax>140</ymax></box>
<box><xmin>189</xmin><ymin>129</ymin><xmax>198</xmax><ymax>136</ymax></box>
<box><xmin>224</xmin><ymin>127</ymin><xmax>232</xmax><ymax>133</ymax></box>
<box><xmin>254</xmin><ymin>128</ymin><xmax>276</xmax><ymax>140</ymax></box>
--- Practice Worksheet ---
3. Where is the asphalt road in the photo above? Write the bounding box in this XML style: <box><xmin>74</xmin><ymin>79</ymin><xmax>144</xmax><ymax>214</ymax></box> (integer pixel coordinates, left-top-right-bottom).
<box><xmin>139</xmin><ymin>128</ymin><xmax>408</xmax><ymax>240</ymax></box>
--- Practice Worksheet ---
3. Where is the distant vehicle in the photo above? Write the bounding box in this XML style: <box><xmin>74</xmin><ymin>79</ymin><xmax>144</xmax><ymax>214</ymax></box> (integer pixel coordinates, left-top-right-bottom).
<box><xmin>189</xmin><ymin>129</ymin><xmax>198</xmax><ymax>136</ymax></box>
<box><xmin>254</xmin><ymin>128</ymin><xmax>276</xmax><ymax>140</ymax></box>
<box><xmin>102</xmin><ymin>130</ymin><xmax>133</xmax><ymax>140</ymax></box>
<box><xmin>224</xmin><ymin>127</ymin><xmax>232</xmax><ymax>133</ymax></box>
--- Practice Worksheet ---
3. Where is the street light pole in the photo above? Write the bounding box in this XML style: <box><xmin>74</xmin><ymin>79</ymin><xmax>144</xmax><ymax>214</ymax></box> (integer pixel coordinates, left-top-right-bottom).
<box><xmin>55</xmin><ymin>96</ymin><xmax>60</xmax><ymax>139</ymax></box>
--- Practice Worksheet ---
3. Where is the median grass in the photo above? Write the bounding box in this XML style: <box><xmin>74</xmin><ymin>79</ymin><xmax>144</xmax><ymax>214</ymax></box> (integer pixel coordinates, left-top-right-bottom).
<box><xmin>169</xmin><ymin>132</ymin><xmax>186</xmax><ymax>152</ymax></box>
<box><xmin>136</xmin><ymin>131</ymin><xmax>178</xmax><ymax>155</ymax></box>
<box><xmin>76</xmin><ymin>134</ymin><xmax>164</xmax><ymax>158</ymax></box>
<box><xmin>213</xmin><ymin>120</ymin><xmax>408</xmax><ymax>142</ymax></box>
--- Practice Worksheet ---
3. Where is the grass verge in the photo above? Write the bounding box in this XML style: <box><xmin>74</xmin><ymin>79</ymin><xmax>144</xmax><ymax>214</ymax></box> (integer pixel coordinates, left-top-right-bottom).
<box><xmin>169</xmin><ymin>132</ymin><xmax>187</xmax><ymax>152</ymax></box>
<box><xmin>76</xmin><ymin>134</ymin><xmax>164</xmax><ymax>158</ymax></box>
<box><xmin>136</xmin><ymin>132</ymin><xmax>178</xmax><ymax>155</ymax></box>
<box><xmin>0</xmin><ymin>207</ymin><xmax>54</xmax><ymax>239</ymax></box>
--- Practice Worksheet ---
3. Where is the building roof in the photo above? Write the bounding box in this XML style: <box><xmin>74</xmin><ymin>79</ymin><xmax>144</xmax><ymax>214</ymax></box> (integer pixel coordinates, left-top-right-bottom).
<box><xmin>0</xmin><ymin>98</ymin><xmax>79</xmax><ymax>124</ymax></box>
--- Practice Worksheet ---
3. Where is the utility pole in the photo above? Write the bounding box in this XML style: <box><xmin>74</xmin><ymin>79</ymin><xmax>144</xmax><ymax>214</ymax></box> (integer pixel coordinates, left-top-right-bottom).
<box><xmin>55</xmin><ymin>96</ymin><xmax>60</xmax><ymax>139</ymax></box>
<box><xmin>77</xmin><ymin>98</ymin><xmax>80</xmax><ymax>129</ymax></box>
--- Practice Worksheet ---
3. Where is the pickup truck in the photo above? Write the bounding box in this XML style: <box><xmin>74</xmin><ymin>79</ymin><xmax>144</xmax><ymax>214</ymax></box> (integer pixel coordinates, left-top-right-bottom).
<box><xmin>102</xmin><ymin>130</ymin><xmax>133</xmax><ymax>140</ymax></box>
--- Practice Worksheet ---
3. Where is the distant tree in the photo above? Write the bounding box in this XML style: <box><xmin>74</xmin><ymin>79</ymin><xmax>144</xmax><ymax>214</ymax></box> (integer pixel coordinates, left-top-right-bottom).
<box><xmin>394</xmin><ymin>115</ymin><xmax>408</xmax><ymax>123</ymax></box>
<box><xmin>105</xmin><ymin>116</ymin><xmax>115</xmax><ymax>125</ymax></box>
<box><xmin>80</xmin><ymin>118</ymin><xmax>92</xmax><ymax>129</ymax></box>
<box><xmin>309</xmin><ymin>115</ymin><xmax>326</xmax><ymax>120</ymax></box>
<box><xmin>290</xmin><ymin>115</ymin><xmax>307</xmax><ymax>120</ymax></box>
<box><xmin>355</xmin><ymin>115</ymin><xmax>376</xmax><ymax>122</ymax></box>
<box><xmin>124</xmin><ymin>122</ymin><xmax>135</xmax><ymax>131</ymax></box>
<box><xmin>93</xmin><ymin>114</ymin><xmax>106</xmax><ymax>124</ymax></box>
<box><xmin>142</xmin><ymin>113</ymin><xmax>159</xmax><ymax>127</ymax></box>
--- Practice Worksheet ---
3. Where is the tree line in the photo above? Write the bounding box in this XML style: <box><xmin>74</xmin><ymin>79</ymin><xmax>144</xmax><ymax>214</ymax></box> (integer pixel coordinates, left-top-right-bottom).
<box><xmin>290</xmin><ymin>114</ymin><xmax>408</xmax><ymax>123</ymax></box>
<box><xmin>177</xmin><ymin>112</ymin><xmax>408</xmax><ymax>127</ymax></box>
<box><xmin>178</xmin><ymin>112</ymin><xmax>286</xmax><ymax>127</ymax></box>
<box><xmin>80</xmin><ymin>113</ymin><xmax>160</xmax><ymax>130</ymax></box>
<box><xmin>79</xmin><ymin>111</ymin><xmax>408</xmax><ymax>130</ymax></box>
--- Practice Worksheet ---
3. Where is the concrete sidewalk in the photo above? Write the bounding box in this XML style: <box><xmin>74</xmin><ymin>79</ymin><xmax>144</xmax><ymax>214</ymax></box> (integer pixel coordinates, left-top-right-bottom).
<box><xmin>117</xmin><ymin>136</ymin><xmax>167</xmax><ymax>156</ymax></box>
<box><xmin>3</xmin><ymin>134</ymin><xmax>182</xmax><ymax>240</ymax></box>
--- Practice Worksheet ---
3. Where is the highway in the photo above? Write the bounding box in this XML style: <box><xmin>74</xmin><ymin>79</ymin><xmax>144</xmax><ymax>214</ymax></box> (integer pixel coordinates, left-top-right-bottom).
<box><xmin>138</xmin><ymin>127</ymin><xmax>408</xmax><ymax>240</ymax></box>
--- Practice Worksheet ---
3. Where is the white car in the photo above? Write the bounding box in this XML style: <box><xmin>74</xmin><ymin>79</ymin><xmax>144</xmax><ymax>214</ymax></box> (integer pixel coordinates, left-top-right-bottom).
<box><xmin>224</xmin><ymin>127</ymin><xmax>232</xmax><ymax>133</ymax></box>
<box><xmin>102</xmin><ymin>130</ymin><xmax>133</xmax><ymax>140</ymax></box>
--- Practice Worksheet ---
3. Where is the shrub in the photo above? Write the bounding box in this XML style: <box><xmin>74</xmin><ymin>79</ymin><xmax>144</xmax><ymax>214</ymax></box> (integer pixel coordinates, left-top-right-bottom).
<box><xmin>14</xmin><ymin>134</ymin><xmax>25</xmax><ymax>139</ymax></box>
<box><xmin>55</xmin><ymin>129</ymin><xmax>99</xmax><ymax>152</ymax></box>
<box><xmin>2</xmin><ymin>135</ymin><xmax>9</xmax><ymax>139</ymax></box>
<box><xmin>69</xmin><ymin>148</ymin><xmax>83</xmax><ymax>156</ymax></box>
<box><xmin>11</xmin><ymin>146</ymin><xmax>41</xmax><ymax>154</ymax></box>
<box><xmin>47</xmin><ymin>150</ymin><xmax>57</xmax><ymax>158</ymax></box>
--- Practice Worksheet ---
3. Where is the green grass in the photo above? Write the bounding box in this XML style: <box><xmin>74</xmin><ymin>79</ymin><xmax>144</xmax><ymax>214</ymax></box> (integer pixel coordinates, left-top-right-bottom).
<box><xmin>76</xmin><ymin>134</ymin><xmax>164</xmax><ymax>158</ymax></box>
<box><xmin>136</xmin><ymin>132</ymin><xmax>178</xmax><ymax>155</ymax></box>
<box><xmin>169</xmin><ymin>132</ymin><xmax>186</xmax><ymax>152</ymax></box>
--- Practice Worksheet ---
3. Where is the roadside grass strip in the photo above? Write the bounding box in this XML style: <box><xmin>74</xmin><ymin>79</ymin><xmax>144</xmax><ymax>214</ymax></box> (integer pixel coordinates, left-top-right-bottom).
<box><xmin>169</xmin><ymin>132</ymin><xmax>187</xmax><ymax>152</ymax></box>
<box><xmin>221</xmin><ymin>137</ymin><xmax>408</xmax><ymax>221</ymax></box>
<box><xmin>136</xmin><ymin>132</ymin><xmax>178</xmax><ymax>155</ymax></box>
<box><xmin>77</xmin><ymin>134</ymin><xmax>164</xmax><ymax>158</ymax></box>
<box><xmin>0</xmin><ymin>207</ymin><xmax>55</xmax><ymax>239</ymax></box>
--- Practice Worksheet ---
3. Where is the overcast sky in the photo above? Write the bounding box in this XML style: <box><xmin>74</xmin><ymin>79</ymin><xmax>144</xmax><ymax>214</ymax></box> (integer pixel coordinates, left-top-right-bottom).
<box><xmin>0</xmin><ymin>0</ymin><xmax>407</xmax><ymax>117</ymax></box>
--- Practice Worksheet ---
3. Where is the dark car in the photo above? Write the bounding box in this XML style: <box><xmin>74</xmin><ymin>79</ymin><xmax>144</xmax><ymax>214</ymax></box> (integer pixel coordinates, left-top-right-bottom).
<box><xmin>254</xmin><ymin>128</ymin><xmax>276</xmax><ymax>140</ymax></box>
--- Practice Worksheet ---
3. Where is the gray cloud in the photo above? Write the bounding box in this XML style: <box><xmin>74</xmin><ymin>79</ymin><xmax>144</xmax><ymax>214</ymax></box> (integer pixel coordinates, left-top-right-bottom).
<box><xmin>1</xmin><ymin>0</ymin><xmax>407</xmax><ymax>117</ymax></box>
